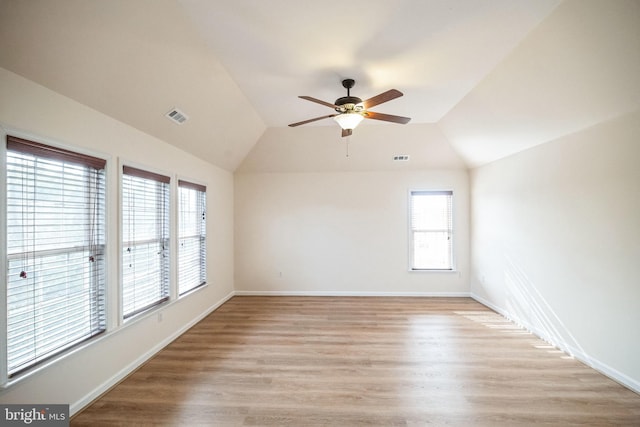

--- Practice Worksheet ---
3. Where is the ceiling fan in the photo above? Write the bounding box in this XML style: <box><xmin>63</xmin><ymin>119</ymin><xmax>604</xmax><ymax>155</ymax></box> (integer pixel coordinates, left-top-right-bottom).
<box><xmin>288</xmin><ymin>79</ymin><xmax>411</xmax><ymax>137</ymax></box>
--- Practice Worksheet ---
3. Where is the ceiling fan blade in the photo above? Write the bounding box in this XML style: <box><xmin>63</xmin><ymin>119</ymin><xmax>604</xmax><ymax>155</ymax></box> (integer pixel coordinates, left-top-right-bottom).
<box><xmin>362</xmin><ymin>89</ymin><xmax>403</xmax><ymax>109</ymax></box>
<box><xmin>299</xmin><ymin>96</ymin><xmax>338</xmax><ymax>109</ymax></box>
<box><xmin>342</xmin><ymin>128</ymin><xmax>353</xmax><ymax>138</ymax></box>
<box><xmin>288</xmin><ymin>114</ymin><xmax>337</xmax><ymax>127</ymax></box>
<box><xmin>363</xmin><ymin>111</ymin><xmax>411</xmax><ymax>124</ymax></box>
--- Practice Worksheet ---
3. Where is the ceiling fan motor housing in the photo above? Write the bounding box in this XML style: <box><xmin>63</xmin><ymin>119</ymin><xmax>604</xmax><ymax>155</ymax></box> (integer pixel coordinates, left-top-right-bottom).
<box><xmin>335</xmin><ymin>78</ymin><xmax>364</xmax><ymax>112</ymax></box>
<box><xmin>334</xmin><ymin>96</ymin><xmax>364</xmax><ymax>112</ymax></box>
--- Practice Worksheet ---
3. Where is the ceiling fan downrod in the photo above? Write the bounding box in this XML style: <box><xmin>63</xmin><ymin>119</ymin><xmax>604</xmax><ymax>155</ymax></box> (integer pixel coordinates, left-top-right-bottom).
<box><xmin>342</xmin><ymin>78</ymin><xmax>355</xmax><ymax>96</ymax></box>
<box><xmin>335</xmin><ymin>79</ymin><xmax>363</xmax><ymax>110</ymax></box>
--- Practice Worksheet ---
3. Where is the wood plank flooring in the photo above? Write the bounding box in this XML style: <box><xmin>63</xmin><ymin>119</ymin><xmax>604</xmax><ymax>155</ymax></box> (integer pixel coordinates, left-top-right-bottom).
<box><xmin>71</xmin><ymin>296</ymin><xmax>640</xmax><ymax>426</ymax></box>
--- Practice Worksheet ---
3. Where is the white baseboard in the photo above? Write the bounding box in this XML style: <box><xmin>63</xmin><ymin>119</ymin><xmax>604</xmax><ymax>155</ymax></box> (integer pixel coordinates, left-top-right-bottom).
<box><xmin>470</xmin><ymin>292</ymin><xmax>640</xmax><ymax>395</ymax></box>
<box><xmin>469</xmin><ymin>293</ymin><xmax>510</xmax><ymax>318</ymax></box>
<box><xmin>70</xmin><ymin>291</ymin><xmax>235</xmax><ymax>416</ymax></box>
<box><xmin>234</xmin><ymin>290</ymin><xmax>471</xmax><ymax>297</ymax></box>
<box><xmin>566</xmin><ymin>344</ymin><xmax>640</xmax><ymax>395</ymax></box>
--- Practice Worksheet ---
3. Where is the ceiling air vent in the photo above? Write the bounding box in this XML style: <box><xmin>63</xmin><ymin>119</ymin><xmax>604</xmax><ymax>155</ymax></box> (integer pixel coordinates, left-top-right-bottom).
<box><xmin>393</xmin><ymin>155</ymin><xmax>410</xmax><ymax>161</ymax></box>
<box><xmin>165</xmin><ymin>108</ymin><xmax>188</xmax><ymax>124</ymax></box>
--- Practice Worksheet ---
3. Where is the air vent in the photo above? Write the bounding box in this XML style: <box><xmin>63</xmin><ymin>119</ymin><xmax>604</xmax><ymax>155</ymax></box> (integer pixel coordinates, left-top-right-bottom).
<box><xmin>165</xmin><ymin>108</ymin><xmax>189</xmax><ymax>124</ymax></box>
<box><xmin>393</xmin><ymin>155</ymin><xmax>410</xmax><ymax>161</ymax></box>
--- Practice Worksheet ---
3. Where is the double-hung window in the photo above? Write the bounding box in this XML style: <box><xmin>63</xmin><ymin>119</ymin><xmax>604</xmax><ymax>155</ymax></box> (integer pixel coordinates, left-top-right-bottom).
<box><xmin>5</xmin><ymin>136</ymin><xmax>106</xmax><ymax>378</ymax></box>
<box><xmin>410</xmin><ymin>190</ymin><xmax>454</xmax><ymax>270</ymax></box>
<box><xmin>178</xmin><ymin>180</ymin><xmax>206</xmax><ymax>295</ymax></box>
<box><xmin>121</xmin><ymin>166</ymin><xmax>170</xmax><ymax>319</ymax></box>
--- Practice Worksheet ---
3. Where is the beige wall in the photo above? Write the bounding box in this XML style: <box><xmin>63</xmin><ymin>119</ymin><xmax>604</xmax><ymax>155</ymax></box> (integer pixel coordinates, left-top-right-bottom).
<box><xmin>0</xmin><ymin>68</ymin><xmax>235</xmax><ymax>412</ymax></box>
<box><xmin>235</xmin><ymin>170</ymin><xmax>470</xmax><ymax>295</ymax></box>
<box><xmin>469</xmin><ymin>110</ymin><xmax>640</xmax><ymax>392</ymax></box>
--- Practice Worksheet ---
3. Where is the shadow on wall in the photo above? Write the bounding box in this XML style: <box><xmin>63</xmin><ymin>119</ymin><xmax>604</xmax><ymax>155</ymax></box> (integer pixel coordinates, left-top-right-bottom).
<box><xmin>503</xmin><ymin>253</ymin><xmax>590</xmax><ymax>363</ymax></box>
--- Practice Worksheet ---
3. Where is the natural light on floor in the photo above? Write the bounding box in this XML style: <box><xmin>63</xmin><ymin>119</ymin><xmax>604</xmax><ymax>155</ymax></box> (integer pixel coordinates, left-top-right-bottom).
<box><xmin>454</xmin><ymin>310</ymin><xmax>574</xmax><ymax>360</ymax></box>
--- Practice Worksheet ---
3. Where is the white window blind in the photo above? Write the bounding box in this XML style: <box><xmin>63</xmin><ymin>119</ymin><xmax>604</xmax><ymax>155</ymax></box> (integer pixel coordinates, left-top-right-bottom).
<box><xmin>410</xmin><ymin>190</ymin><xmax>454</xmax><ymax>270</ymax></box>
<box><xmin>5</xmin><ymin>136</ymin><xmax>106</xmax><ymax>378</ymax></box>
<box><xmin>121</xmin><ymin>166</ymin><xmax>170</xmax><ymax>319</ymax></box>
<box><xmin>178</xmin><ymin>180</ymin><xmax>206</xmax><ymax>295</ymax></box>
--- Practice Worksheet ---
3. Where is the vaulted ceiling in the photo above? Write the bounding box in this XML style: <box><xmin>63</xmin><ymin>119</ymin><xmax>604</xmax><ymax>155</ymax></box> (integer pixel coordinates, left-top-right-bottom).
<box><xmin>0</xmin><ymin>0</ymin><xmax>638</xmax><ymax>172</ymax></box>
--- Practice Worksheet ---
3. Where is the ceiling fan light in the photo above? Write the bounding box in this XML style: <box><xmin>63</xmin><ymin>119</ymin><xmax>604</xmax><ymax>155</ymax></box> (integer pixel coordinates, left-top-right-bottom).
<box><xmin>333</xmin><ymin>112</ymin><xmax>364</xmax><ymax>130</ymax></box>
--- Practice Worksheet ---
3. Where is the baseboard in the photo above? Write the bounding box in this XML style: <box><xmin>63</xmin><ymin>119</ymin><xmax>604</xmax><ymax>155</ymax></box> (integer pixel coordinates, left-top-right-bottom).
<box><xmin>565</xmin><ymin>344</ymin><xmax>640</xmax><ymax>395</ymax></box>
<box><xmin>469</xmin><ymin>293</ymin><xmax>511</xmax><ymax>318</ymax></box>
<box><xmin>470</xmin><ymin>292</ymin><xmax>640</xmax><ymax>395</ymax></box>
<box><xmin>70</xmin><ymin>291</ymin><xmax>235</xmax><ymax>416</ymax></box>
<box><xmin>234</xmin><ymin>290</ymin><xmax>471</xmax><ymax>297</ymax></box>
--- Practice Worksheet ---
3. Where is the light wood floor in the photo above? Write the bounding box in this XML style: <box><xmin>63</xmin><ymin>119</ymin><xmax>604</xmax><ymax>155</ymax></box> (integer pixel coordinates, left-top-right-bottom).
<box><xmin>72</xmin><ymin>296</ymin><xmax>640</xmax><ymax>426</ymax></box>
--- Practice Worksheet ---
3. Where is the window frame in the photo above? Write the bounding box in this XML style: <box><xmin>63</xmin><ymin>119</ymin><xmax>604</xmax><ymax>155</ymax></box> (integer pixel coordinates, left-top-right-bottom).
<box><xmin>408</xmin><ymin>189</ymin><xmax>456</xmax><ymax>272</ymax></box>
<box><xmin>2</xmin><ymin>134</ymin><xmax>108</xmax><ymax>381</ymax></box>
<box><xmin>177</xmin><ymin>179</ymin><xmax>207</xmax><ymax>297</ymax></box>
<box><xmin>120</xmin><ymin>162</ymin><xmax>171</xmax><ymax>321</ymax></box>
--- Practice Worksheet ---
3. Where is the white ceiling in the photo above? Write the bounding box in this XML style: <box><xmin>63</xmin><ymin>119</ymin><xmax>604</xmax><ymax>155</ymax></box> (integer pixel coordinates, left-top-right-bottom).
<box><xmin>179</xmin><ymin>0</ymin><xmax>560</xmax><ymax>126</ymax></box>
<box><xmin>440</xmin><ymin>0</ymin><xmax>640</xmax><ymax>166</ymax></box>
<box><xmin>0</xmin><ymin>0</ymin><xmax>638</xmax><ymax>171</ymax></box>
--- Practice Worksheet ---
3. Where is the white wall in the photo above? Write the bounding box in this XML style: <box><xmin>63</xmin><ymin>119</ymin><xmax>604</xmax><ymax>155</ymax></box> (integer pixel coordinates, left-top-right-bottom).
<box><xmin>0</xmin><ymin>68</ymin><xmax>235</xmax><ymax>413</ymax></box>
<box><xmin>470</xmin><ymin>110</ymin><xmax>640</xmax><ymax>392</ymax></box>
<box><xmin>235</xmin><ymin>170</ymin><xmax>469</xmax><ymax>295</ymax></box>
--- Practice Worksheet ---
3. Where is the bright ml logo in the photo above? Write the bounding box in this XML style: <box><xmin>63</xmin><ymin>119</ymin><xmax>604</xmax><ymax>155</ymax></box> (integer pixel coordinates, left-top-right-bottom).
<box><xmin>1</xmin><ymin>405</ymin><xmax>69</xmax><ymax>426</ymax></box>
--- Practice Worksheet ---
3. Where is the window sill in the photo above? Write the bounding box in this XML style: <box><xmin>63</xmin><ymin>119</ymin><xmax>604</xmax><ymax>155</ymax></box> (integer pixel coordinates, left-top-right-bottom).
<box><xmin>409</xmin><ymin>268</ymin><xmax>459</xmax><ymax>273</ymax></box>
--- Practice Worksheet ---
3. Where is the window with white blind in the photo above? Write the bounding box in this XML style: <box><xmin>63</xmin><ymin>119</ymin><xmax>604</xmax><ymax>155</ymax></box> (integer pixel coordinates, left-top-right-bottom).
<box><xmin>410</xmin><ymin>190</ymin><xmax>454</xmax><ymax>270</ymax></box>
<box><xmin>5</xmin><ymin>135</ymin><xmax>106</xmax><ymax>378</ymax></box>
<box><xmin>121</xmin><ymin>166</ymin><xmax>170</xmax><ymax>319</ymax></box>
<box><xmin>178</xmin><ymin>180</ymin><xmax>206</xmax><ymax>295</ymax></box>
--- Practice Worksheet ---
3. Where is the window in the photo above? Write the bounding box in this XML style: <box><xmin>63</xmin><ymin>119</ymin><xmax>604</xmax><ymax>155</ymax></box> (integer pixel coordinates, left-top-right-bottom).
<box><xmin>410</xmin><ymin>190</ymin><xmax>454</xmax><ymax>270</ymax></box>
<box><xmin>121</xmin><ymin>166</ymin><xmax>170</xmax><ymax>319</ymax></box>
<box><xmin>5</xmin><ymin>136</ymin><xmax>106</xmax><ymax>378</ymax></box>
<box><xmin>178</xmin><ymin>180</ymin><xmax>206</xmax><ymax>295</ymax></box>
